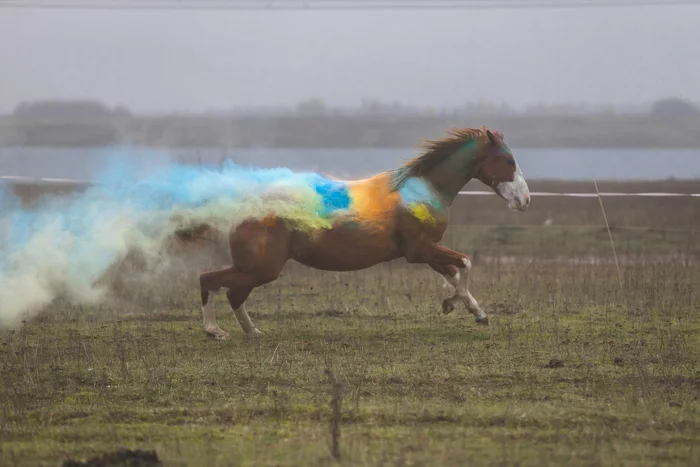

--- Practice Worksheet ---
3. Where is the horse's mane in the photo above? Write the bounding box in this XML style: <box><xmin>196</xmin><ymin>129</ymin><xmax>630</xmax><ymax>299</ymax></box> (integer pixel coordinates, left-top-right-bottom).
<box><xmin>389</xmin><ymin>127</ymin><xmax>486</xmax><ymax>191</ymax></box>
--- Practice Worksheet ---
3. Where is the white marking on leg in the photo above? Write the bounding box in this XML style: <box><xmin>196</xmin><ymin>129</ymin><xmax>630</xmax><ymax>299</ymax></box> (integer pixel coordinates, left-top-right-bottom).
<box><xmin>459</xmin><ymin>258</ymin><xmax>488</xmax><ymax>323</ymax></box>
<box><xmin>442</xmin><ymin>271</ymin><xmax>458</xmax><ymax>292</ymax></box>
<box><xmin>462</xmin><ymin>257</ymin><xmax>472</xmax><ymax>272</ymax></box>
<box><xmin>202</xmin><ymin>290</ymin><xmax>229</xmax><ymax>340</ymax></box>
<box><xmin>440</xmin><ymin>259</ymin><xmax>488</xmax><ymax>324</ymax></box>
<box><xmin>234</xmin><ymin>303</ymin><xmax>262</xmax><ymax>337</ymax></box>
<box><xmin>441</xmin><ymin>271</ymin><xmax>461</xmax><ymax>314</ymax></box>
<box><xmin>444</xmin><ymin>270</ymin><xmax>460</xmax><ymax>289</ymax></box>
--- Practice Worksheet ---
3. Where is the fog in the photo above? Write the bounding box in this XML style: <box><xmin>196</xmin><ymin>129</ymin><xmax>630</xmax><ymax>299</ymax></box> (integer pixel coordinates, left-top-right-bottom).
<box><xmin>1</xmin><ymin>3</ymin><xmax>699</xmax><ymax>113</ymax></box>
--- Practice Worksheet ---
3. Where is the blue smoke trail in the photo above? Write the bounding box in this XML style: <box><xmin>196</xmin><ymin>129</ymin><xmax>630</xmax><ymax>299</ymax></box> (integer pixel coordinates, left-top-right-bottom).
<box><xmin>0</xmin><ymin>152</ymin><xmax>350</xmax><ymax>327</ymax></box>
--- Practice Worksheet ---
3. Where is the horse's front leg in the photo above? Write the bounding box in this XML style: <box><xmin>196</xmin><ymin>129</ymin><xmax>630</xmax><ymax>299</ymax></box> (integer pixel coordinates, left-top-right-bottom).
<box><xmin>430</xmin><ymin>260</ymin><xmax>489</xmax><ymax>325</ymax></box>
<box><xmin>404</xmin><ymin>240</ymin><xmax>488</xmax><ymax>325</ymax></box>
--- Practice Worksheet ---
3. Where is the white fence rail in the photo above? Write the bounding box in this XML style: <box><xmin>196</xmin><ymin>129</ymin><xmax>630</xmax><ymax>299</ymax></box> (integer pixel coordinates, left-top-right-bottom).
<box><xmin>459</xmin><ymin>190</ymin><xmax>700</xmax><ymax>197</ymax></box>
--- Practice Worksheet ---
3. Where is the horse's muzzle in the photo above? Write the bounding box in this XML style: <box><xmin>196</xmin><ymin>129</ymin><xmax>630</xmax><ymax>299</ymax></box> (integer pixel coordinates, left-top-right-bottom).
<box><xmin>513</xmin><ymin>193</ymin><xmax>531</xmax><ymax>211</ymax></box>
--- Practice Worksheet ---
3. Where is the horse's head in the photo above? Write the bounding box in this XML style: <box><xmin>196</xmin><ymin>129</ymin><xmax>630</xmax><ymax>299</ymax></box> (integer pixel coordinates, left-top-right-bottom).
<box><xmin>474</xmin><ymin>127</ymin><xmax>530</xmax><ymax>211</ymax></box>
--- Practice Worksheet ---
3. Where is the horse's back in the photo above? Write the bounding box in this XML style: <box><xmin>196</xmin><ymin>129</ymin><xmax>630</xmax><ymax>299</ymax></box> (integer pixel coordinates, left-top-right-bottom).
<box><xmin>285</xmin><ymin>173</ymin><xmax>406</xmax><ymax>271</ymax></box>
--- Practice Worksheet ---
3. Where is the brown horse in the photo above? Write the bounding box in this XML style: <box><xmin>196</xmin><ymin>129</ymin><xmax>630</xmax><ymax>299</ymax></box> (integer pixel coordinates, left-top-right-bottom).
<box><xmin>175</xmin><ymin>126</ymin><xmax>530</xmax><ymax>339</ymax></box>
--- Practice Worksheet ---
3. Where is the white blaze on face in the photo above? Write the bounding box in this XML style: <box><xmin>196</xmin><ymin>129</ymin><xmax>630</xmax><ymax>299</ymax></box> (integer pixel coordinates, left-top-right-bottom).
<box><xmin>495</xmin><ymin>162</ymin><xmax>530</xmax><ymax>211</ymax></box>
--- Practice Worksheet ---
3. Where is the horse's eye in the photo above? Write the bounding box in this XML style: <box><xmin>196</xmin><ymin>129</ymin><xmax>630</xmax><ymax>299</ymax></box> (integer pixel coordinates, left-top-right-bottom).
<box><xmin>506</xmin><ymin>159</ymin><xmax>516</xmax><ymax>167</ymax></box>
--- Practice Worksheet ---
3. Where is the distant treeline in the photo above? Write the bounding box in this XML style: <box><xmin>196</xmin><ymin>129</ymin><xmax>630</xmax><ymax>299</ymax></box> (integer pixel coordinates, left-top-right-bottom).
<box><xmin>2</xmin><ymin>98</ymin><xmax>699</xmax><ymax>148</ymax></box>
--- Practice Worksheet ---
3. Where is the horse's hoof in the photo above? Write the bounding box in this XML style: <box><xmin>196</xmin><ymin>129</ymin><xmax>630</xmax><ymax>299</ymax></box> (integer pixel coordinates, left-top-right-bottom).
<box><xmin>442</xmin><ymin>299</ymin><xmax>455</xmax><ymax>315</ymax></box>
<box><xmin>475</xmin><ymin>315</ymin><xmax>489</xmax><ymax>326</ymax></box>
<box><xmin>206</xmin><ymin>329</ymin><xmax>230</xmax><ymax>341</ymax></box>
<box><xmin>245</xmin><ymin>328</ymin><xmax>263</xmax><ymax>338</ymax></box>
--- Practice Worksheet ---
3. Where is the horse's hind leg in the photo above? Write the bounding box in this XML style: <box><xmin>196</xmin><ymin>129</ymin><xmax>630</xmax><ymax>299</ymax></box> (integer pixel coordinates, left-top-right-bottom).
<box><xmin>225</xmin><ymin>287</ymin><xmax>259</xmax><ymax>336</ymax></box>
<box><xmin>199</xmin><ymin>262</ymin><xmax>285</xmax><ymax>338</ymax></box>
<box><xmin>430</xmin><ymin>259</ymin><xmax>489</xmax><ymax>325</ymax></box>
<box><xmin>200</xmin><ymin>286</ymin><xmax>227</xmax><ymax>340</ymax></box>
<box><xmin>199</xmin><ymin>218</ymin><xmax>289</xmax><ymax>338</ymax></box>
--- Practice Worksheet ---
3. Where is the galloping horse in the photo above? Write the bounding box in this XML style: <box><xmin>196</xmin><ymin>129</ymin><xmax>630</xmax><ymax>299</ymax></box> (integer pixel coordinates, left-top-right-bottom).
<box><xmin>175</xmin><ymin>127</ymin><xmax>530</xmax><ymax>339</ymax></box>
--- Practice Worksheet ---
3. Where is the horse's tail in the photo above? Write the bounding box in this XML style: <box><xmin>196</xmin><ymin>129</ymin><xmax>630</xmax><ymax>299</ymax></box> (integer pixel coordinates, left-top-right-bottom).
<box><xmin>163</xmin><ymin>211</ymin><xmax>216</xmax><ymax>244</ymax></box>
<box><xmin>168</xmin><ymin>220</ymin><xmax>230</xmax><ymax>266</ymax></box>
<box><xmin>172</xmin><ymin>222</ymin><xmax>220</xmax><ymax>245</ymax></box>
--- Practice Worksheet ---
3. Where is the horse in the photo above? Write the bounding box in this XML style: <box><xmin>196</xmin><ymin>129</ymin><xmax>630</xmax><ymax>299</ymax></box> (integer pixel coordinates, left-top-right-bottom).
<box><xmin>174</xmin><ymin>126</ymin><xmax>531</xmax><ymax>340</ymax></box>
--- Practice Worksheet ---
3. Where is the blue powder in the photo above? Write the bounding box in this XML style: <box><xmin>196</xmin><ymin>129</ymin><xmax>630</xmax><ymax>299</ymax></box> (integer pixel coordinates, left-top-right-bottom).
<box><xmin>311</xmin><ymin>177</ymin><xmax>351</xmax><ymax>216</ymax></box>
<box><xmin>0</xmin><ymin>155</ymin><xmax>346</xmax><ymax>258</ymax></box>
<box><xmin>0</xmin><ymin>153</ymin><xmax>352</xmax><ymax>320</ymax></box>
<box><xmin>398</xmin><ymin>177</ymin><xmax>442</xmax><ymax>209</ymax></box>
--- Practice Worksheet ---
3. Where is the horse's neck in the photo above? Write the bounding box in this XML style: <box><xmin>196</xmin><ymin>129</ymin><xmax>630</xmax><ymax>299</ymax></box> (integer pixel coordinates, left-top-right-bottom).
<box><xmin>387</xmin><ymin>147</ymin><xmax>479</xmax><ymax>207</ymax></box>
<box><xmin>425</xmin><ymin>164</ymin><xmax>474</xmax><ymax>207</ymax></box>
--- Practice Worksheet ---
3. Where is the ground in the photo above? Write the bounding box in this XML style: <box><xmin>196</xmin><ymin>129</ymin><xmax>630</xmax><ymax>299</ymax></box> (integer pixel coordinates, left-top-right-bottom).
<box><xmin>1</xmin><ymin>181</ymin><xmax>699</xmax><ymax>466</ymax></box>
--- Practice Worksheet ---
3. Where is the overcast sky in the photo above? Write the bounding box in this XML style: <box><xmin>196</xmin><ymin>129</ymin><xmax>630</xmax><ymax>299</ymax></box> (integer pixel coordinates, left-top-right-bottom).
<box><xmin>0</xmin><ymin>4</ymin><xmax>698</xmax><ymax>113</ymax></box>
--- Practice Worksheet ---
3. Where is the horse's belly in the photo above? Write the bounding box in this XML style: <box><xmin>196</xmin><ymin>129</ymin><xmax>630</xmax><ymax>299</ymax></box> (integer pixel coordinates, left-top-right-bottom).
<box><xmin>291</xmin><ymin>226</ymin><xmax>401</xmax><ymax>271</ymax></box>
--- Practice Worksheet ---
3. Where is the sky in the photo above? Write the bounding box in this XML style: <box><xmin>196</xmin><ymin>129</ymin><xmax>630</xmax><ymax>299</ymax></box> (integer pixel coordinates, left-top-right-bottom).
<box><xmin>0</xmin><ymin>3</ymin><xmax>699</xmax><ymax>113</ymax></box>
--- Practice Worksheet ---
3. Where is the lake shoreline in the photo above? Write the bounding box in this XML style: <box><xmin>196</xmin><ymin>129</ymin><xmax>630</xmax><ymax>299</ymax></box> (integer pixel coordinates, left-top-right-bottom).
<box><xmin>3</xmin><ymin>114</ymin><xmax>700</xmax><ymax>149</ymax></box>
<box><xmin>2</xmin><ymin>146</ymin><xmax>699</xmax><ymax>182</ymax></box>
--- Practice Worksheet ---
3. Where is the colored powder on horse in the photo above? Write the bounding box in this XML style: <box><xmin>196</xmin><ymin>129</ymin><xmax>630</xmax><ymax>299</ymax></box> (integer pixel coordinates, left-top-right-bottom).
<box><xmin>408</xmin><ymin>203</ymin><xmax>437</xmax><ymax>225</ymax></box>
<box><xmin>0</xmin><ymin>154</ymin><xmax>353</xmax><ymax>328</ymax></box>
<box><xmin>343</xmin><ymin>174</ymin><xmax>444</xmax><ymax>227</ymax></box>
<box><xmin>312</xmin><ymin>177</ymin><xmax>351</xmax><ymax>216</ymax></box>
<box><xmin>347</xmin><ymin>174</ymin><xmax>400</xmax><ymax>225</ymax></box>
<box><xmin>396</xmin><ymin>177</ymin><xmax>446</xmax><ymax>225</ymax></box>
<box><xmin>398</xmin><ymin>177</ymin><xmax>443</xmax><ymax>209</ymax></box>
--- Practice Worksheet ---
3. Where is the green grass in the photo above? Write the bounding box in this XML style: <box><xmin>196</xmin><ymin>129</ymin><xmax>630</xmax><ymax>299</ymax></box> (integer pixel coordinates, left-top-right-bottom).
<box><xmin>447</xmin><ymin>225</ymin><xmax>700</xmax><ymax>257</ymax></box>
<box><xmin>1</xmin><ymin>255</ymin><xmax>699</xmax><ymax>466</ymax></box>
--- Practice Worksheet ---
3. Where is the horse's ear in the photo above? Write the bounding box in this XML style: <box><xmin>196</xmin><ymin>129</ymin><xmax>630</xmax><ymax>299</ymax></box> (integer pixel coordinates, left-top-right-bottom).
<box><xmin>486</xmin><ymin>129</ymin><xmax>498</xmax><ymax>145</ymax></box>
<box><xmin>485</xmin><ymin>128</ymin><xmax>504</xmax><ymax>145</ymax></box>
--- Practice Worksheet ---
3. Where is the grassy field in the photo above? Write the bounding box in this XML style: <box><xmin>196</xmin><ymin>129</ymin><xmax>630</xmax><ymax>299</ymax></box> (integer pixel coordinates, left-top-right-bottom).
<box><xmin>1</xmin><ymin>180</ymin><xmax>699</xmax><ymax>466</ymax></box>
<box><xmin>2</xmin><ymin>250</ymin><xmax>700</xmax><ymax>465</ymax></box>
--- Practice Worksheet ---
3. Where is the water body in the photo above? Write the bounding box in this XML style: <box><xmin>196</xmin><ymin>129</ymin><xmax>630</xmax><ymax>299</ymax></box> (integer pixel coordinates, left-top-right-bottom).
<box><xmin>0</xmin><ymin>146</ymin><xmax>698</xmax><ymax>182</ymax></box>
